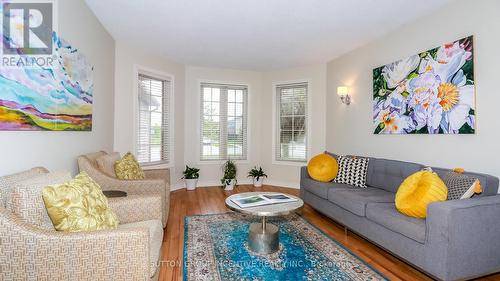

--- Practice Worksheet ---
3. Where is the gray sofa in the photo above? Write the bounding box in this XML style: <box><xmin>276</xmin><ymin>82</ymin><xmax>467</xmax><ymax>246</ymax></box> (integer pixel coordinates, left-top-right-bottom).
<box><xmin>300</xmin><ymin>154</ymin><xmax>500</xmax><ymax>281</ymax></box>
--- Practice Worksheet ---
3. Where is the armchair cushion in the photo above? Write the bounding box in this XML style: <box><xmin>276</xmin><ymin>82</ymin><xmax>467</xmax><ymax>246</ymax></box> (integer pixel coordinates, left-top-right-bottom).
<box><xmin>119</xmin><ymin>219</ymin><xmax>163</xmax><ymax>277</ymax></box>
<box><xmin>42</xmin><ymin>172</ymin><xmax>119</xmax><ymax>232</ymax></box>
<box><xmin>115</xmin><ymin>152</ymin><xmax>145</xmax><ymax>180</ymax></box>
<box><xmin>96</xmin><ymin>152</ymin><xmax>121</xmax><ymax>177</ymax></box>
<box><xmin>10</xmin><ymin>171</ymin><xmax>72</xmax><ymax>230</ymax></box>
<box><xmin>0</xmin><ymin>167</ymin><xmax>48</xmax><ymax>208</ymax></box>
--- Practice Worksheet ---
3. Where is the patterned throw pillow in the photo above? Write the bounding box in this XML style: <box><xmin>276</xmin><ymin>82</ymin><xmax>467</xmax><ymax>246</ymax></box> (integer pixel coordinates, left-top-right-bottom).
<box><xmin>333</xmin><ymin>156</ymin><xmax>369</xmax><ymax>187</ymax></box>
<box><xmin>442</xmin><ymin>171</ymin><xmax>482</xmax><ymax>200</ymax></box>
<box><xmin>114</xmin><ymin>152</ymin><xmax>145</xmax><ymax>180</ymax></box>
<box><xmin>42</xmin><ymin>172</ymin><xmax>119</xmax><ymax>232</ymax></box>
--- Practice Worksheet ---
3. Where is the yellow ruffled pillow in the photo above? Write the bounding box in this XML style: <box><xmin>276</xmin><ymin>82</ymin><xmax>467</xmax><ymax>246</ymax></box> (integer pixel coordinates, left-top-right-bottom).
<box><xmin>395</xmin><ymin>170</ymin><xmax>448</xmax><ymax>218</ymax></box>
<box><xmin>114</xmin><ymin>152</ymin><xmax>145</xmax><ymax>180</ymax></box>
<box><xmin>307</xmin><ymin>153</ymin><xmax>339</xmax><ymax>182</ymax></box>
<box><xmin>42</xmin><ymin>172</ymin><xmax>119</xmax><ymax>232</ymax></box>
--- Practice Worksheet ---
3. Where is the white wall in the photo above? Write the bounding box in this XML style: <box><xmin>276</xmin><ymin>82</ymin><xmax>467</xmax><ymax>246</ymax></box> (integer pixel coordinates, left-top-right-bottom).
<box><xmin>326</xmin><ymin>0</ymin><xmax>500</xmax><ymax>178</ymax></box>
<box><xmin>184</xmin><ymin>66</ymin><xmax>263</xmax><ymax>187</ymax></box>
<box><xmin>114</xmin><ymin>43</ymin><xmax>185</xmax><ymax>187</ymax></box>
<box><xmin>261</xmin><ymin>64</ymin><xmax>327</xmax><ymax>187</ymax></box>
<box><xmin>0</xmin><ymin>0</ymin><xmax>115</xmax><ymax>176</ymax></box>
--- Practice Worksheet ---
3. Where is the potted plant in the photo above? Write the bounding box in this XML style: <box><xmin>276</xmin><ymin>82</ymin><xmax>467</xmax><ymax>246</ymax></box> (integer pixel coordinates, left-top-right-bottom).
<box><xmin>182</xmin><ymin>165</ymin><xmax>200</xmax><ymax>191</ymax></box>
<box><xmin>248</xmin><ymin>166</ymin><xmax>267</xmax><ymax>187</ymax></box>
<box><xmin>221</xmin><ymin>160</ymin><xmax>237</xmax><ymax>190</ymax></box>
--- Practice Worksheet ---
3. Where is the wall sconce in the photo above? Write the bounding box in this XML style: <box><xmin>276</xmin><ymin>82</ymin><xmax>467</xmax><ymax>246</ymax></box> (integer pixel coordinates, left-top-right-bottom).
<box><xmin>337</xmin><ymin>86</ymin><xmax>351</xmax><ymax>105</ymax></box>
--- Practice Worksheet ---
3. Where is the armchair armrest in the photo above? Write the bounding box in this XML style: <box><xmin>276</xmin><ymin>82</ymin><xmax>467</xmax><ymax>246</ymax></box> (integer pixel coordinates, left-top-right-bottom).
<box><xmin>0</xmin><ymin>209</ymin><xmax>150</xmax><ymax>280</ymax></box>
<box><xmin>425</xmin><ymin>195</ymin><xmax>500</xmax><ymax>280</ymax></box>
<box><xmin>109</xmin><ymin>195</ymin><xmax>162</xmax><ymax>224</ymax></box>
<box><xmin>144</xmin><ymin>168</ymin><xmax>170</xmax><ymax>186</ymax></box>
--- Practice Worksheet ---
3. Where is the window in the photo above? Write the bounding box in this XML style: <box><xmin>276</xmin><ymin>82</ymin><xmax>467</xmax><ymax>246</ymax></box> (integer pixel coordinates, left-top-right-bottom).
<box><xmin>275</xmin><ymin>82</ymin><xmax>308</xmax><ymax>162</ymax></box>
<box><xmin>200</xmin><ymin>83</ymin><xmax>248</xmax><ymax>161</ymax></box>
<box><xmin>137</xmin><ymin>74</ymin><xmax>171</xmax><ymax>165</ymax></box>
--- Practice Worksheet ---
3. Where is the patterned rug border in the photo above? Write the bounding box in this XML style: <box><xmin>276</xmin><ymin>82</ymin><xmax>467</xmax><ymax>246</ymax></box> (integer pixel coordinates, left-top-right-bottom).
<box><xmin>182</xmin><ymin>212</ymin><xmax>389</xmax><ymax>281</ymax></box>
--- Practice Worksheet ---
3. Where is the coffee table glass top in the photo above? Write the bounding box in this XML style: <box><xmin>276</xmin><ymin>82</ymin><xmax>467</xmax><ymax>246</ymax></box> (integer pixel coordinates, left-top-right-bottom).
<box><xmin>225</xmin><ymin>192</ymin><xmax>304</xmax><ymax>217</ymax></box>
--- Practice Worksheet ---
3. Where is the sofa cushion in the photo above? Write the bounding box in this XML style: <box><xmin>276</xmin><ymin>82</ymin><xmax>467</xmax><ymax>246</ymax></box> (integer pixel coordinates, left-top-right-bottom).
<box><xmin>327</xmin><ymin>187</ymin><xmax>395</xmax><ymax>216</ymax></box>
<box><xmin>366</xmin><ymin>203</ymin><xmax>426</xmax><ymax>243</ymax></box>
<box><xmin>308</xmin><ymin>153</ymin><xmax>338</xmax><ymax>182</ymax></box>
<box><xmin>333</xmin><ymin>156</ymin><xmax>369</xmax><ymax>188</ymax></box>
<box><xmin>366</xmin><ymin>158</ymin><xmax>423</xmax><ymax>193</ymax></box>
<box><xmin>119</xmin><ymin>219</ymin><xmax>163</xmax><ymax>277</ymax></box>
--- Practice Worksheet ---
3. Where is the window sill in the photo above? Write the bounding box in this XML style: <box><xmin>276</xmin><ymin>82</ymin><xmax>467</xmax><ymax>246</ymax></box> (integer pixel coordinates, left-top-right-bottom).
<box><xmin>141</xmin><ymin>163</ymin><xmax>173</xmax><ymax>170</ymax></box>
<box><xmin>197</xmin><ymin>159</ymin><xmax>250</xmax><ymax>165</ymax></box>
<box><xmin>272</xmin><ymin>160</ymin><xmax>307</xmax><ymax>167</ymax></box>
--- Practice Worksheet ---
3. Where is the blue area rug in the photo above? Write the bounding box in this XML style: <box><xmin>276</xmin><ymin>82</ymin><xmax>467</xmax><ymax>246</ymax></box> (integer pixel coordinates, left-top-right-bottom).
<box><xmin>183</xmin><ymin>212</ymin><xmax>387</xmax><ymax>281</ymax></box>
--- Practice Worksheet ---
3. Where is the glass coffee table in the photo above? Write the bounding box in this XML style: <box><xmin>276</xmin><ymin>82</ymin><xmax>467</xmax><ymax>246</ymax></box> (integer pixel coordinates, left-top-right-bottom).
<box><xmin>225</xmin><ymin>192</ymin><xmax>304</xmax><ymax>254</ymax></box>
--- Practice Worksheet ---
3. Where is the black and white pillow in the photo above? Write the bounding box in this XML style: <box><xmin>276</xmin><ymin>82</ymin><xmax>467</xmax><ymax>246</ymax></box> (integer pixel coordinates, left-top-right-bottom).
<box><xmin>333</xmin><ymin>156</ymin><xmax>369</xmax><ymax>188</ymax></box>
<box><xmin>442</xmin><ymin>171</ymin><xmax>482</xmax><ymax>200</ymax></box>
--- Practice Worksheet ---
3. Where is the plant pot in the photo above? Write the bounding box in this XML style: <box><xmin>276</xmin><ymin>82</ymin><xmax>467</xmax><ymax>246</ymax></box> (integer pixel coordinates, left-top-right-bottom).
<box><xmin>223</xmin><ymin>179</ymin><xmax>236</xmax><ymax>191</ymax></box>
<box><xmin>253</xmin><ymin>177</ymin><xmax>264</xmax><ymax>187</ymax></box>
<box><xmin>185</xmin><ymin>179</ymin><xmax>198</xmax><ymax>191</ymax></box>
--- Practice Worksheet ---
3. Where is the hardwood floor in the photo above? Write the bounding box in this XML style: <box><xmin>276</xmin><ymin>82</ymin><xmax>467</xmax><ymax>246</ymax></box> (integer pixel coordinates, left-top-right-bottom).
<box><xmin>158</xmin><ymin>185</ymin><xmax>500</xmax><ymax>281</ymax></box>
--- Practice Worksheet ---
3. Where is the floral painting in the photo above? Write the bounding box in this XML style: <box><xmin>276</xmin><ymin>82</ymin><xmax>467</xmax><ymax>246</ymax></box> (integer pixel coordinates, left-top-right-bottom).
<box><xmin>0</xmin><ymin>33</ymin><xmax>94</xmax><ymax>131</ymax></box>
<box><xmin>373</xmin><ymin>36</ymin><xmax>474</xmax><ymax>134</ymax></box>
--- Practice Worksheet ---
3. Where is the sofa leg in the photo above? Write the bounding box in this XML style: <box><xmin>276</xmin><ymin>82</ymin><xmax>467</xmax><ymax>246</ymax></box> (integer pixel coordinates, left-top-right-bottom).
<box><xmin>344</xmin><ymin>226</ymin><xmax>348</xmax><ymax>237</ymax></box>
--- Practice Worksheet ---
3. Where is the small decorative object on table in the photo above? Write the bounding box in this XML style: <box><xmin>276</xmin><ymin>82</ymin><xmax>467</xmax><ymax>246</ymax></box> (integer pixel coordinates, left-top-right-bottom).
<box><xmin>182</xmin><ymin>165</ymin><xmax>200</xmax><ymax>191</ymax></box>
<box><xmin>221</xmin><ymin>160</ymin><xmax>237</xmax><ymax>191</ymax></box>
<box><xmin>247</xmin><ymin>166</ymin><xmax>267</xmax><ymax>187</ymax></box>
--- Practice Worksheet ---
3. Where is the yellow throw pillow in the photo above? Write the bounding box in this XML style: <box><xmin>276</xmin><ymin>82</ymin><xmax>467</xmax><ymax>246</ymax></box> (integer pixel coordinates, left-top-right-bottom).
<box><xmin>395</xmin><ymin>170</ymin><xmax>448</xmax><ymax>218</ymax></box>
<box><xmin>114</xmin><ymin>152</ymin><xmax>145</xmax><ymax>180</ymax></box>
<box><xmin>307</xmin><ymin>153</ymin><xmax>339</xmax><ymax>182</ymax></box>
<box><xmin>42</xmin><ymin>172</ymin><xmax>119</xmax><ymax>232</ymax></box>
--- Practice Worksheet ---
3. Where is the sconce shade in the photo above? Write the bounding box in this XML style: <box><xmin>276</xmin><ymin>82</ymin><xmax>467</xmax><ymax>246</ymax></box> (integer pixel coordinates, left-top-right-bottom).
<box><xmin>337</xmin><ymin>86</ymin><xmax>348</xmax><ymax>96</ymax></box>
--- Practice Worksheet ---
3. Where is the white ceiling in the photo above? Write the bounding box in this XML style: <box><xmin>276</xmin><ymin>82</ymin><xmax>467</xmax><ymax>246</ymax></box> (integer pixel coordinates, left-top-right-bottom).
<box><xmin>85</xmin><ymin>0</ymin><xmax>453</xmax><ymax>71</ymax></box>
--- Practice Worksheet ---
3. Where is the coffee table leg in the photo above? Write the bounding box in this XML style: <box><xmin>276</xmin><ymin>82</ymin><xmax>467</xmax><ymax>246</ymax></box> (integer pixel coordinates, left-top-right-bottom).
<box><xmin>248</xmin><ymin>216</ymin><xmax>279</xmax><ymax>254</ymax></box>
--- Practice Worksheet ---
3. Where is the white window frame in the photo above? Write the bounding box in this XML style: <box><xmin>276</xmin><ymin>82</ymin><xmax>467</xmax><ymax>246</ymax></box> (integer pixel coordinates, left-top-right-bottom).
<box><xmin>197</xmin><ymin>80</ymin><xmax>251</xmax><ymax>164</ymax></box>
<box><xmin>272</xmin><ymin>79</ymin><xmax>312</xmax><ymax>166</ymax></box>
<box><xmin>132</xmin><ymin>65</ymin><xmax>175</xmax><ymax>168</ymax></box>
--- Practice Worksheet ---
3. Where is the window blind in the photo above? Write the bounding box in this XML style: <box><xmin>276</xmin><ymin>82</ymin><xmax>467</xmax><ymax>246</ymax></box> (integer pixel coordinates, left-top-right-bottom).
<box><xmin>275</xmin><ymin>82</ymin><xmax>307</xmax><ymax>162</ymax></box>
<box><xmin>137</xmin><ymin>74</ymin><xmax>170</xmax><ymax>165</ymax></box>
<box><xmin>200</xmin><ymin>83</ymin><xmax>248</xmax><ymax>161</ymax></box>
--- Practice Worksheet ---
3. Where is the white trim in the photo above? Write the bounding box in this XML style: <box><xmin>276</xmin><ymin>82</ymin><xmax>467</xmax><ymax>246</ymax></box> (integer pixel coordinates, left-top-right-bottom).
<box><xmin>196</xmin><ymin>79</ymin><xmax>252</xmax><ymax>165</ymax></box>
<box><xmin>271</xmin><ymin>79</ymin><xmax>312</xmax><ymax>165</ymax></box>
<box><xmin>170</xmin><ymin>179</ymin><xmax>299</xmax><ymax>191</ymax></box>
<box><xmin>132</xmin><ymin>64</ymin><xmax>175</xmax><ymax>168</ymax></box>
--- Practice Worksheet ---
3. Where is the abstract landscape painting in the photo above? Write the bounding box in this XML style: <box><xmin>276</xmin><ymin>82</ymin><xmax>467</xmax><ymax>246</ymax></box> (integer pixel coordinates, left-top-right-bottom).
<box><xmin>373</xmin><ymin>36</ymin><xmax>474</xmax><ymax>134</ymax></box>
<box><xmin>0</xmin><ymin>34</ymin><xmax>94</xmax><ymax>131</ymax></box>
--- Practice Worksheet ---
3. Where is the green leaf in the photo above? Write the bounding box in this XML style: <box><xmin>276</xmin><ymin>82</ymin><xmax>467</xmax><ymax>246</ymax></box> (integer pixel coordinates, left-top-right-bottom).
<box><xmin>407</xmin><ymin>72</ymin><xmax>419</xmax><ymax>79</ymax></box>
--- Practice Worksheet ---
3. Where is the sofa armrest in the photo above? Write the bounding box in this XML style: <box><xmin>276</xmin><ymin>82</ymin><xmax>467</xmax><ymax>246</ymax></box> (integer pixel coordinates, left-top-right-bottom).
<box><xmin>299</xmin><ymin>166</ymin><xmax>308</xmax><ymax>198</ymax></box>
<box><xmin>425</xmin><ymin>195</ymin><xmax>500</xmax><ymax>280</ymax></box>
<box><xmin>0</xmin><ymin>209</ymin><xmax>150</xmax><ymax>280</ymax></box>
<box><xmin>109</xmin><ymin>195</ymin><xmax>163</xmax><ymax>224</ymax></box>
